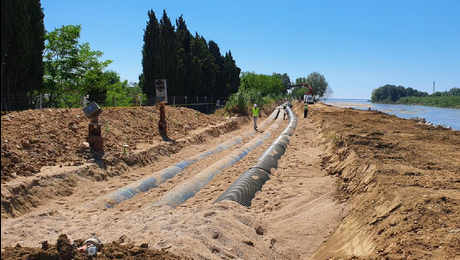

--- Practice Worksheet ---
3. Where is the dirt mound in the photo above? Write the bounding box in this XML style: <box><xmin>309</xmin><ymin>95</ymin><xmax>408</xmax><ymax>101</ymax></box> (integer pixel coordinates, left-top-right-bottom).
<box><xmin>310</xmin><ymin>104</ymin><xmax>460</xmax><ymax>259</ymax></box>
<box><xmin>1</xmin><ymin>106</ymin><xmax>252</xmax><ymax>219</ymax></box>
<box><xmin>1</xmin><ymin>234</ymin><xmax>189</xmax><ymax>260</ymax></box>
<box><xmin>1</xmin><ymin>106</ymin><xmax>228</xmax><ymax>183</ymax></box>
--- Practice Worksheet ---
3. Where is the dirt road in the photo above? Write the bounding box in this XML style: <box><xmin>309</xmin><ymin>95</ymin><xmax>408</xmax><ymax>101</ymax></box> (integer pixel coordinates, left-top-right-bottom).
<box><xmin>2</xmin><ymin>102</ymin><xmax>459</xmax><ymax>259</ymax></box>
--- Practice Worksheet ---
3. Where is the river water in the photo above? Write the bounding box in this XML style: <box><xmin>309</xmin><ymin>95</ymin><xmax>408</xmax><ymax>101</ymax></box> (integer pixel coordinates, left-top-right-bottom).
<box><xmin>323</xmin><ymin>99</ymin><xmax>460</xmax><ymax>131</ymax></box>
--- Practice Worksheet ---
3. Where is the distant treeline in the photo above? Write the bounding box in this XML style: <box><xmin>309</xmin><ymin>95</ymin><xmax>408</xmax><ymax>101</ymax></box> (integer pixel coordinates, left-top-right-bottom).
<box><xmin>371</xmin><ymin>85</ymin><xmax>460</xmax><ymax>108</ymax></box>
<box><xmin>140</xmin><ymin>10</ymin><xmax>241</xmax><ymax>99</ymax></box>
<box><xmin>397</xmin><ymin>96</ymin><xmax>460</xmax><ymax>108</ymax></box>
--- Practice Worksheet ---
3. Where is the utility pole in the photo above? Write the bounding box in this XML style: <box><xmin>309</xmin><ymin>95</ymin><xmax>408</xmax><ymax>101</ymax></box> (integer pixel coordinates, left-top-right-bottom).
<box><xmin>433</xmin><ymin>81</ymin><xmax>435</xmax><ymax>94</ymax></box>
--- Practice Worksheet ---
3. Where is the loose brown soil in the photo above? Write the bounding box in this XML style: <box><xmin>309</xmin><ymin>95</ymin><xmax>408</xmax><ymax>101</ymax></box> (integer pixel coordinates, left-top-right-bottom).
<box><xmin>1</xmin><ymin>101</ymin><xmax>459</xmax><ymax>260</ymax></box>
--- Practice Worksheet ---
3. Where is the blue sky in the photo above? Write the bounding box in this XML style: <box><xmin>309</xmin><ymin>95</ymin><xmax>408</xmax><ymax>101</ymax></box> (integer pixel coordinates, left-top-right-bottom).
<box><xmin>41</xmin><ymin>0</ymin><xmax>459</xmax><ymax>99</ymax></box>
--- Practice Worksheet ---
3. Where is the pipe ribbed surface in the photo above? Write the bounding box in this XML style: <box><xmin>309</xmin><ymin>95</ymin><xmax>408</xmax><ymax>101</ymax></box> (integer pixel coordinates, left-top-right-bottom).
<box><xmin>152</xmin><ymin>118</ymin><xmax>282</xmax><ymax>208</ymax></box>
<box><xmin>214</xmin><ymin>104</ymin><xmax>297</xmax><ymax>207</ymax></box>
<box><xmin>101</xmin><ymin>109</ymin><xmax>280</xmax><ymax>208</ymax></box>
<box><xmin>212</xmin><ymin>168</ymin><xmax>270</xmax><ymax>207</ymax></box>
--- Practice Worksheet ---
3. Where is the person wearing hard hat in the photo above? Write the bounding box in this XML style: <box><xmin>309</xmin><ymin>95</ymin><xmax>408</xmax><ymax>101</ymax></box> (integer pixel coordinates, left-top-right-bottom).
<box><xmin>252</xmin><ymin>104</ymin><xmax>260</xmax><ymax>130</ymax></box>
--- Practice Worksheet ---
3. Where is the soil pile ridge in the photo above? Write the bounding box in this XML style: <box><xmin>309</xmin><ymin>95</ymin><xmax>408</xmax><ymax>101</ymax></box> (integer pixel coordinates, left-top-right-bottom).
<box><xmin>1</xmin><ymin>106</ymin><xmax>230</xmax><ymax>182</ymax></box>
<box><xmin>311</xmin><ymin>103</ymin><xmax>460</xmax><ymax>260</ymax></box>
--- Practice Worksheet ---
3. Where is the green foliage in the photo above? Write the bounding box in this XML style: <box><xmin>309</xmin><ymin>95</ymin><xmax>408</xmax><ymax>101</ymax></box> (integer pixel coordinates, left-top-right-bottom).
<box><xmin>272</xmin><ymin>73</ymin><xmax>290</xmax><ymax>94</ymax></box>
<box><xmin>371</xmin><ymin>84</ymin><xmax>428</xmax><ymax>103</ymax></box>
<box><xmin>160</xmin><ymin>10</ymin><xmax>179</xmax><ymax>96</ymax></box>
<box><xmin>295</xmin><ymin>72</ymin><xmax>332</xmax><ymax>99</ymax></box>
<box><xmin>306</xmin><ymin>72</ymin><xmax>332</xmax><ymax>98</ymax></box>
<box><xmin>371</xmin><ymin>85</ymin><xmax>459</xmax><ymax>108</ymax></box>
<box><xmin>42</xmin><ymin>24</ymin><xmax>112</xmax><ymax>107</ymax></box>
<box><xmin>225</xmin><ymin>72</ymin><xmax>286</xmax><ymax>114</ymax></box>
<box><xmin>292</xmin><ymin>87</ymin><xmax>310</xmax><ymax>98</ymax></box>
<box><xmin>105</xmin><ymin>71</ymin><xmax>145</xmax><ymax>106</ymax></box>
<box><xmin>226</xmin><ymin>90</ymin><xmax>251</xmax><ymax>114</ymax></box>
<box><xmin>438</xmin><ymin>87</ymin><xmax>460</xmax><ymax>96</ymax></box>
<box><xmin>141</xmin><ymin>10</ymin><xmax>162</xmax><ymax>99</ymax></box>
<box><xmin>141</xmin><ymin>10</ymin><xmax>240</xmax><ymax>99</ymax></box>
<box><xmin>240</xmin><ymin>72</ymin><xmax>284</xmax><ymax>96</ymax></box>
<box><xmin>295</xmin><ymin>78</ymin><xmax>307</xmax><ymax>84</ymax></box>
<box><xmin>397</xmin><ymin>93</ymin><xmax>460</xmax><ymax>108</ymax></box>
<box><xmin>1</xmin><ymin>0</ymin><xmax>45</xmax><ymax>110</ymax></box>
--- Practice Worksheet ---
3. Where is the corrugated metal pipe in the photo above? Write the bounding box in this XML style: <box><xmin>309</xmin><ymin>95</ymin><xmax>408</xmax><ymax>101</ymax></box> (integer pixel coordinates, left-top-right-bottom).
<box><xmin>100</xmin><ymin>108</ymin><xmax>281</xmax><ymax>208</ymax></box>
<box><xmin>152</xmin><ymin>113</ymin><xmax>285</xmax><ymax>208</ymax></box>
<box><xmin>213</xmin><ymin>104</ymin><xmax>297</xmax><ymax>207</ymax></box>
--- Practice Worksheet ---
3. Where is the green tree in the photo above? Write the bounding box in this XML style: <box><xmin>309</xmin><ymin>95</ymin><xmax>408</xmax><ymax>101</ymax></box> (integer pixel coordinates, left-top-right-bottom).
<box><xmin>105</xmin><ymin>70</ymin><xmax>129</xmax><ymax>106</ymax></box>
<box><xmin>295</xmin><ymin>77</ymin><xmax>307</xmax><ymax>84</ymax></box>
<box><xmin>240</xmin><ymin>72</ymin><xmax>284</xmax><ymax>96</ymax></box>
<box><xmin>306</xmin><ymin>72</ymin><xmax>331</xmax><ymax>98</ymax></box>
<box><xmin>208</xmin><ymin>40</ymin><xmax>225</xmax><ymax>96</ymax></box>
<box><xmin>141</xmin><ymin>10</ymin><xmax>240</xmax><ymax>98</ymax></box>
<box><xmin>223</xmin><ymin>51</ymin><xmax>241</xmax><ymax>95</ymax></box>
<box><xmin>441</xmin><ymin>87</ymin><xmax>460</xmax><ymax>96</ymax></box>
<box><xmin>160</xmin><ymin>10</ymin><xmax>178</xmax><ymax>96</ymax></box>
<box><xmin>190</xmin><ymin>34</ymin><xmax>218</xmax><ymax>96</ymax></box>
<box><xmin>175</xmin><ymin>14</ymin><xmax>192</xmax><ymax>97</ymax></box>
<box><xmin>1</xmin><ymin>0</ymin><xmax>45</xmax><ymax>110</ymax></box>
<box><xmin>273</xmin><ymin>73</ymin><xmax>290</xmax><ymax>94</ymax></box>
<box><xmin>371</xmin><ymin>84</ymin><xmax>429</xmax><ymax>103</ymax></box>
<box><xmin>292</xmin><ymin>86</ymin><xmax>310</xmax><ymax>98</ymax></box>
<box><xmin>42</xmin><ymin>24</ymin><xmax>112</xmax><ymax>107</ymax></box>
<box><xmin>141</xmin><ymin>10</ymin><xmax>162</xmax><ymax>100</ymax></box>
<box><xmin>126</xmin><ymin>82</ymin><xmax>146</xmax><ymax>106</ymax></box>
<box><xmin>226</xmin><ymin>72</ymin><xmax>284</xmax><ymax>115</ymax></box>
<box><xmin>105</xmin><ymin>71</ymin><xmax>145</xmax><ymax>106</ymax></box>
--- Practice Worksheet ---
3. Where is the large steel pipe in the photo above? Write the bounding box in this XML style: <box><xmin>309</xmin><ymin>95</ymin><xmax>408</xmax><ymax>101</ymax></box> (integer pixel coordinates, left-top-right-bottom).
<box><xmin>152</xmin><ymin>118</ymin><xmax>283</xmax><ymax>208</ymax></box>
<box><xmin>101</xmin><ymin>109</ymin><xmax>281</xmax><ymax>208</ymax></box>
<box><xmin>214</xmin><ymin>104</ymin><xmax>297</xmax><ymax>207</ymax></box>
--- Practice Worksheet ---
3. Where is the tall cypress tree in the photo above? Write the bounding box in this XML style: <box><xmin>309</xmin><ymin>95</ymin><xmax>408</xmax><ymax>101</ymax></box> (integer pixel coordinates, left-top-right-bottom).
<box><xmin>160</xmin><ymin>10</ymin><xmax>178</xmax><ymax>96</ymax></box>
<box><xmin>202</xmin><ymin>42</ymin><xmax>218</xmax><ymax>96</ymax></box>
<box><xmin>141</xmin><ymin>10</ymin><xmax>240</xmax><ymax>99</ymax></box>
<box><xmin>28</xmin><ymin>0</ymin><xmax>45</xmax><ymax>95</ymax></box>
<box><xmin>175</xmin><ymin>15</ymin><xmax>192</xmax><ymax>96</ymax></box>
<box><xmin>189</xmin><ymin>33</ymin><xmax>207</xmax><ymax>95</ymax></box>
<box><xmin>1</xmin><ymin>0</ymin><xmax>45</xmax><ymax>110</ymax></box>
<box><xmin>208</xmin><ymin>40</ymin><xmax>225</xmax><ymax>97</ymax></box>
<box><xmin>224</xmin><ymin>51</ymin><xmax>241</xmax><ymax>96</ymax></box>
<box><xmin>141</xmin><ymin>10</ymin><xmax>162</xmax><ymax>100</ymax></box>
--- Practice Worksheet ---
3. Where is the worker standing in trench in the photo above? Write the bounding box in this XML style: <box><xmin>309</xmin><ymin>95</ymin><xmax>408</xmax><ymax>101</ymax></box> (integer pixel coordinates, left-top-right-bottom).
<box><xmin>252</xmin><ymin>104</ymin><xmax>260</xmax><ymax>130</ymax></box>
<box><xmin>304</xmin><ymin>102</ymin><xmax>309</xmax><ymax>118</ymax></box>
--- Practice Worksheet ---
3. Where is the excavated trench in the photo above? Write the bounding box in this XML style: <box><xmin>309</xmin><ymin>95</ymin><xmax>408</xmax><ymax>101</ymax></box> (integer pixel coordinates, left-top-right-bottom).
<box><xmin>1</xmin><ymin>115</ymin><xmax>248</xmax><ymax>219</ymax></box>
<box><xmin>2</xmin><ymin>102</ymin><xmax>350</xmax><ymax>260</ymax></box>
<box><xmin>96</xmin><ymin>106</ymin><xmax>290</xmax><ymax>210</ymax></box>
<box><xmin>214</xmin><ymin>105</ymin><xmax>297</xmax><ymax>207</ymax></box>
<box><xmin>3</xmin><ymin>101</ymin><xmax>459</xmax><ymax>259</ymax></box>
<box><xmin>101</xmin><ymin>108</ymin><xmax>281</xmax><ymax>208</ymax></box>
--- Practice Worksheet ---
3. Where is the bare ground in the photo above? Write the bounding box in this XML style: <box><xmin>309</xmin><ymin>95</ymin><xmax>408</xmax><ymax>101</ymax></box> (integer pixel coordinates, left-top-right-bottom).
<box><xmin>2</xmin><ymin>101</ymin><xmax>459</xmax><ymax>259</ymax></box>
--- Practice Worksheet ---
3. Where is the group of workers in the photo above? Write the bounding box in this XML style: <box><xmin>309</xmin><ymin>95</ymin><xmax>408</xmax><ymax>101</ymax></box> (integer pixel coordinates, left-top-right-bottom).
<box><xmin>251</xmin><ymin>99</ymin><xmax>310</xmax><ymax>131</ymax></box>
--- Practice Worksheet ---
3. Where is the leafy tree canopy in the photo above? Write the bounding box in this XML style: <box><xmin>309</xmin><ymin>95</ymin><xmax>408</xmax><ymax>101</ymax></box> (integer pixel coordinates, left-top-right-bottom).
<box><xmin>42</xmin><ymin>24</ymin><xmax>112</xmax><ymax>107</ymax></box>
<box><xmin>294</xmin><ymin>72</ymin><xmax>332</xmax><ymax>99</ymax></box>
<box><xmin>240</xmin><ymin>72</ymin><xmax>284</xmax><ymax>96</ymax></box>
<box><xmin>105</xmin><ymin>70</ymin><xmax>145</xmax><ymax>106</ymax></box>
<box><xmin>306</xmin><ymin>72</ymin><xmax>332</xmax><ymax>98</ymax></box>
<box><xmin>141</xmin><ymin>10</ymin><xmax>240</xmax><ymax>101</ymax></box>
<box><xmin>371</xmin><ymin>84</ymin><xmax>428</xmax><ymax>103</ymax></box>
